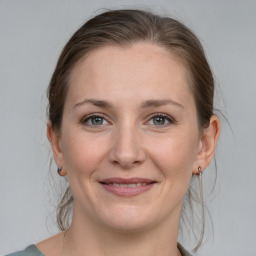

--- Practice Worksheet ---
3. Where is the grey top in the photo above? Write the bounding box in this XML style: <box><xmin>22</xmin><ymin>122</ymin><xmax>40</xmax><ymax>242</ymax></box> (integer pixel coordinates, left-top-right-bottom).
<box><xmin>6</xmin><ymin>243</ymin><xmax>192</xmax><ymax>256</ymax></box>
<box><xmin>5</xmin><ymin>245</ymin><xmax>44</xmax><ymax>256</ymax></box>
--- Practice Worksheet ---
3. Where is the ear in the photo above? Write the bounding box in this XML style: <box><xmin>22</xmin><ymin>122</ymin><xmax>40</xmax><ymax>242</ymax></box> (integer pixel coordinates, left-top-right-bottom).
<box><xmin>193</xmin><ymin>115</ymin><xmax>220</xmax><ymax>174</ymax></box>
<box><xmin>47</xmin><ymin>121</ymin><xmax>67</xmax><ymax>175</ymax></box>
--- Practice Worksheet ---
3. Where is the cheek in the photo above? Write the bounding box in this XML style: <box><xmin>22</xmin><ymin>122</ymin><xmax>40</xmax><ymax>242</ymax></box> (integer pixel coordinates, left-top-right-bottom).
<box><xmin>147</xmin><ymin>130</ymin><xmax>198</xmax><ymax>189</ymax></box>
<box><xmin>61</xmin><ymin>129</ymin><xmax>108</xmax><ymax>178</ymax></box>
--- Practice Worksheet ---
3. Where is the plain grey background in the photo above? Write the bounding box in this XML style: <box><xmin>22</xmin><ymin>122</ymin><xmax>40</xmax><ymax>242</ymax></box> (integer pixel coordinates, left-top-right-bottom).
<box><xmin>1</xmin><ymin>0</ymin><xmax>256</xmax><ymax>255</ymax></box>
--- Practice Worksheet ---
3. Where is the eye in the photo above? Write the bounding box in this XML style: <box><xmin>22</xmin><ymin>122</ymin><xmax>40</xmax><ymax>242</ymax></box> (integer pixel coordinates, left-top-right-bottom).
<box><xmin>147</xmin><ymin>113</ymin><xmax>175</xmax><ymax>127</ymax></box>
<box><xmin>81</xmin><ymin>114</ymin><xmax>109</xmax><ymax>127</ymax></box>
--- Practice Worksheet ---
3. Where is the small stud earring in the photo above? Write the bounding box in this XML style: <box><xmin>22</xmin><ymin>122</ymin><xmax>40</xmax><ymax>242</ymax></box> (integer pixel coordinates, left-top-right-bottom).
<box><xmin>198</xmin><ymin>166</ymin><xmax>202</xmax><ymax>176</ymax></box>
<box><xmin>57</xmin><ymin>166</ymin><xmax>62</xmax><ymax>174</ymax></box>
<box><xmin>57</xmin><ymin>166</ymin><xmax>66</xmax><ymax>176</ymax></box>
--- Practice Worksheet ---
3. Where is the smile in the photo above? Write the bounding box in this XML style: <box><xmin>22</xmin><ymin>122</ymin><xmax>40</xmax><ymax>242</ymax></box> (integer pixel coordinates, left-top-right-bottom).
<box><xmin>112</xmin><ymin>183</ymin><xmax>148</xmax><ymax>187</ymax></box>
<box><xmin>99</xmin><ymin>177</ymin><xmax>157</xmax><ymax>197</ymax></box>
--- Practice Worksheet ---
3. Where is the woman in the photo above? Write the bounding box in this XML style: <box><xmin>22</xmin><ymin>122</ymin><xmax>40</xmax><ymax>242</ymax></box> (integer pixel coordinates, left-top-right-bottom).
<box><xmin>7</xmin><ymin>9</ymin><xmax>220</xmax><ymax>256</ymax></box>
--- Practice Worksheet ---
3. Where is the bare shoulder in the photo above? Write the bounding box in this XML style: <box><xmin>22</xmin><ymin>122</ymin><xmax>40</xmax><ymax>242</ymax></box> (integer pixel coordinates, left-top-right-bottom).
<box><xmin>35</xmin><ymin>232</ymin><xmax>65</xmax><ymax>256</ymax></box>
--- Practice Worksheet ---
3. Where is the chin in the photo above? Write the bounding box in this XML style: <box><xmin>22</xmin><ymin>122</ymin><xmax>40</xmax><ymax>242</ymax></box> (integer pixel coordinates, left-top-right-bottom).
<box><xmin>104</xmin><ymin>218</ymin><xmax>155</xmax><ymax>233</ymax></box>
<box><xmin>95</xmin><ymin>204</ymin><xmax>163</xmax><ymax>233</ymax></box>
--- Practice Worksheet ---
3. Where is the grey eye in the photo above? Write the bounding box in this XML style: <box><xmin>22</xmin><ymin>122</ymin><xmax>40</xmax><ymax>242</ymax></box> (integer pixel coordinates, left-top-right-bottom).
<box><xmin>82</xmin><ymin>115</ymin><xmax>108</xmax><ymax>126</ymax></box>
<box><xmin>148</xmin><ymin>114</ymin><xmax>174</xmax><ymax>126</ymax></box>
<box><xmin>91</xmin><ymin>116</ymin><xmax>104</xmax><ymax>125</ymax></box>
<box><xmin>153</xmin><ymin>116</ymin><xmax>166</xmax><ymax>125</ymax></box>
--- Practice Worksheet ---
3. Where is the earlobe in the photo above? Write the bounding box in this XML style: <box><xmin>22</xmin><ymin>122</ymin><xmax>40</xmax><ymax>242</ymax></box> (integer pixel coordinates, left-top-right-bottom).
<box><xmin>193</xmin><ymin>115</ymin><xmax>220</xmax><ymax>174</ymax></box>
<box><xmin>47</xmin><ymin>121</ymin><xmax>64</xmax><ymax>168</ymax></box>
<box><xmin>57</xmin><ymin>166</ymin><xmax>67</xmax><ymax>176</ymax></box>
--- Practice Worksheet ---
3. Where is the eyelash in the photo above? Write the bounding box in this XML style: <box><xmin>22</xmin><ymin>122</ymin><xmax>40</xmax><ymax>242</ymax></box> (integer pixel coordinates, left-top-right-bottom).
<box><xmin>81</xmin><ymin>113</ymin><xmax>109</xmax><ymax>128</ymax></box>
<box><xmin>81</xmin><ymin>113</ymin><xmax>176</xmax><ymax>128</ymax></box>
<box><xmin>147</xmin><ymin>113</ymin><xmax>176</xmax><ymax>127</ymax></box>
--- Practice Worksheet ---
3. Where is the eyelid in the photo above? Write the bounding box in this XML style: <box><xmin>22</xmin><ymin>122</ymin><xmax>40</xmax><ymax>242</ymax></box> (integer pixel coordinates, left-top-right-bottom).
<box><xmin>81</xmin><ymin>113</ymin><xmax>111</xmax><ymax>126</ymax></box>
<box><xmin>81</xmin><ymin>112</ymin><xmax>176</xmax><ymax>128</ymax></box>
<box><xmin>146</xmin><ymin>113</ymin><xmax>176</xmax><ymax>126</ymax></box>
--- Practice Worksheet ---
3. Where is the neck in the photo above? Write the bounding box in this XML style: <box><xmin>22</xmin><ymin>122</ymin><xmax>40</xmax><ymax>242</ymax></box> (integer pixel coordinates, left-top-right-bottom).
<box><xmin>62</xmin><ymin>204</ymin><xmax>182</xmax><ymax>256</ymax></box>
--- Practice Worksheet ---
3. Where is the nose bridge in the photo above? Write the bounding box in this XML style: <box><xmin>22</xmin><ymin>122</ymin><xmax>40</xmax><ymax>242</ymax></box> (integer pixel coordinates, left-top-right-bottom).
<box><xmin>110</xmin><ymin>118</ymin><xmax>145</xmax><ymax>168</ymax></box>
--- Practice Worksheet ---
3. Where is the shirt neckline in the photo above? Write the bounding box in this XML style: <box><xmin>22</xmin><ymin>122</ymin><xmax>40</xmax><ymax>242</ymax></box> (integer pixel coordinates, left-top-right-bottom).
<box><xmin>30</xmin><ymin>243</ymin><xmax>191</xmax><ymax>256</ymax></box>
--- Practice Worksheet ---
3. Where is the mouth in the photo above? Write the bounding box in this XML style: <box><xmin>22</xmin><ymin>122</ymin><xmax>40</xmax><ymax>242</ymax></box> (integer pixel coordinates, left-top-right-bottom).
<box><xmin>99</xmin><ymin>177</ymin><xmax>157</xmax><ymax>197</ymax></box>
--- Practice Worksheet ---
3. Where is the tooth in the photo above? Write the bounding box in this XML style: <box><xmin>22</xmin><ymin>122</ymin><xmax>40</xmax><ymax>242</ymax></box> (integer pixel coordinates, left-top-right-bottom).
<box><xmin>128</xmin><ymin>184</ymin><xmax>137</xmax><ymax>187</ymax></box>
<box><xmin>112</xmin><ymin>183</ymin><xmax>149</xmax><ymax>187</ymax></box>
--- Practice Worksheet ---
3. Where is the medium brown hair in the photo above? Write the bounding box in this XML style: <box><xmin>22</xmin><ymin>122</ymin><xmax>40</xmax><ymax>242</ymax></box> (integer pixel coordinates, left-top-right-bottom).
<box><xmin>47</xmin><ymin>9</ymin><xmax>215</xmax><ymax>252</ymax></box>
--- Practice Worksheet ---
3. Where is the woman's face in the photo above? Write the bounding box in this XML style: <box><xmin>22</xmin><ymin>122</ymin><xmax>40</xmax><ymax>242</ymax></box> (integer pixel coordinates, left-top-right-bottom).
<box><xmin>51</xmin><ymin>42</ymin><xmax>205</xmax><ymax>232</ymax></box>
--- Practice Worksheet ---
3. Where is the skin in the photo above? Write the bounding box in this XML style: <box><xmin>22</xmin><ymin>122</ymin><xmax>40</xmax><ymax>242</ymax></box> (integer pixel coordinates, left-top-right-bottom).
<box><xmin>38</xmin><ymin>42</ymin><xmax>220</xmax><ymax>256</ymax></box>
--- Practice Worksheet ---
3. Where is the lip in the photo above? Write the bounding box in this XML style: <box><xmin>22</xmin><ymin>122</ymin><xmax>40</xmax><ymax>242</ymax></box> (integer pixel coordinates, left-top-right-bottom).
<box><xmin>99</xmin><ymin>177</ymin><xmax>157</xmax><ymax>197</ymax></box>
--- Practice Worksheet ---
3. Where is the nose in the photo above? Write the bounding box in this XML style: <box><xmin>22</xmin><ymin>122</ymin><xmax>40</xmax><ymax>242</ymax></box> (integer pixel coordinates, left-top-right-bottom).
<box><xmin>108</xmin><ymin>125</ymin><xmax>146</xmax><ymax>169</ymax></box>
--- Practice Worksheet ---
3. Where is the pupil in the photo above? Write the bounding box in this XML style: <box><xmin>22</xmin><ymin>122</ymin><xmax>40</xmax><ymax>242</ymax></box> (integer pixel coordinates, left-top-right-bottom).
<box><xmin>92</xmin><ymin>117</ymin><xmax>103</xmax><ymax>125</ymax></box>
<box><xmin>154</xmin><ymin>117</ymin><xmax>165</xmax><ymax>125</ymax></box>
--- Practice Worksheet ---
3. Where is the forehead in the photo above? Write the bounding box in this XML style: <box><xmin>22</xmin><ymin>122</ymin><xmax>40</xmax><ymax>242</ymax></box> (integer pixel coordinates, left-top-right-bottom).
<box><xmin>67</xmin><ymin>42</ymin><xmax>194</xmax><ymax>107</ymax></box>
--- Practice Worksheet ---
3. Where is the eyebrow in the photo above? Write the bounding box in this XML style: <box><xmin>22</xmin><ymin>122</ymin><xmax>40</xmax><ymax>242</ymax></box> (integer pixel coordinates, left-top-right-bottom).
<box><xmin>73</xmin><ymin>98</ymin><xmax>184</xmax><ymax>110</ymax></box>
<box><xmin>73</xmin><ymin>99</ymin><xmax>113</xmax><ymax>109</ymax></box>
<box><xmin>141</xmin><ymin>99</ymin><xmax>184</xmax><ymax>109</ymax></box>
